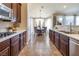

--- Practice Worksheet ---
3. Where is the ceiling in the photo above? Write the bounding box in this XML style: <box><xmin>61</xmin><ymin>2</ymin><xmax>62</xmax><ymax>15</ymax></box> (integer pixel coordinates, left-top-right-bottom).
<box><xmin>27</xmin><ymin>3</ymin><xmax>79</xmax><ymax>18</ymax></box>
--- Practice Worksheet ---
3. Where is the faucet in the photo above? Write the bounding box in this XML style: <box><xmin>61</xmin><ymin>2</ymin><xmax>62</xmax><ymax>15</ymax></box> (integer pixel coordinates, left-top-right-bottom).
<box><xmin>69</xmin><ymin>22</ymin><xmax>72</xmax><ymax>34</ymax></box>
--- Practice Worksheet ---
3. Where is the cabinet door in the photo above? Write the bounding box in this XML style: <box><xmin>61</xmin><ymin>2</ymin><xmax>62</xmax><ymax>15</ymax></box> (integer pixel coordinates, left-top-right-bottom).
<box><xmin>52</xmin><ymin>31</ymin><xmax>55</xmax><ymax>44</ymax></box>
<box><xmin>11</xmin><ymin>40</ymin><xmax>19</xmax><ymax>56</ymax></box>
<box><xmin>19</xmin><ymin>33</ymin><xmax>24</xmax><ymax>51</ymax></box>
<box><xmin>12</xmin><ymin>3</ymin><xmax>18</xmax><ymax>18</ymax></box>
<box><xmin>60</xmin><ymin>34</ymin><xmax>69</xmax><ymax>56</ymax></box>
<box><xmin>55</xmin><ymin>32</ymin><xmax>60</xmax><ymax>49</ymax></box>
<box><xmin>17</xmin><ymin>4</ymin><xmax>21</xmax><ymax>23</ymax></box>
<box><xmin>0</xmin><ymin>39</ymin><xmax>10</xmax><ymax>56</ymax></box>
<box><xmin>60</xmin><ymin>39</ymin><xmax>69</xmax><ymax>56</ymax></box>
<box><xmin>49</xmin><ymin>30</ymin><xmax>52</xmax><ymax>41</ymax></box>
<box><xmin>24</xmin><ymin>31</ymin><xmax>27</xmax><ymax>46</ymax></box>
<box><xmin>0</xmin><ymin>47</ymin><xmax>10</xmax><ymax>56</ymax></box>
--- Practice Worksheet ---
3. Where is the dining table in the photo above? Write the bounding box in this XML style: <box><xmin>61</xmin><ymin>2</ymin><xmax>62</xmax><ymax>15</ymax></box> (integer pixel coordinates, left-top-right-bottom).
<box><xmin>34</xmin><ymin>27</ymin><xmax>47</xmax><ymax>36</ymax></box>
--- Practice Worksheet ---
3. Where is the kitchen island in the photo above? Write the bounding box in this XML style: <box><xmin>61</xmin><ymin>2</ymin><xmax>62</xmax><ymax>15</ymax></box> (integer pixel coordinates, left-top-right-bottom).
<box><xmin>49</xmin><ymin>29</ymin><xmax>79</xmax><ymax>56</ymax></box>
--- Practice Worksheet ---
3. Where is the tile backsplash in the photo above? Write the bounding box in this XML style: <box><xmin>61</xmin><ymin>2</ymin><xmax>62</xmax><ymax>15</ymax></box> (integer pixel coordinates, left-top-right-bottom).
<box><xmin>0</xmin><ymin>21</ymin><xmax>13</xmax><ymax>32</ymax></box>
<box><xmin>54</xmin><ymin>25</ymin><xmax>79</xmax><ymax>32</ymax></box>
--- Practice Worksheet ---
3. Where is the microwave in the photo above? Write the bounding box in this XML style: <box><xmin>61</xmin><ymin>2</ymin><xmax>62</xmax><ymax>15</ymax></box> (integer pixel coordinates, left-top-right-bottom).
<box><xmin>0</xmin><ymin>3</ymin><xmax>12</xmax><ymax>21</ymax></box>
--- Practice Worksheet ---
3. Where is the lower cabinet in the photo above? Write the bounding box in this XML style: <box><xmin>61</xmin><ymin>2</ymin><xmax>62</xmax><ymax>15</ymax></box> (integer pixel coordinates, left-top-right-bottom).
<box><xmin>55</xmin><ymin>32</ymin><xmax>60</xmax><ymax>49</ymax></box>
<box><xmin>0</xmin><ymin>31</ymin><xmax>27</xmax><ymax>56</ymax></box>
<box><xmin>10</xmin><ymin>35</ymin><xmax>20</xmax><ymax>56</ymax></box>
<box><xmin>52</xmin><ymin>31</ymin><xmax>55</xmax><ymax>44</ymax></box>
<box><xmin>49</xmin><ymin>30</ymin><xmax>52</xmax><ymax>41</ymax></box>
<box><xmin>0</xmin><ymin>39</ymin><xmax>10</xmax><ymax>56</ymax></box>
<box><xmin>23</xmin><ymin>31</ymin><xmax>27</xmax><ymax>46</ymax></box>
<box><xmin>19</xmin><ymin>31</ymin><xmax>27</xmax><ymax>51</ymax></box>
<box><xmin>60</xmin><ymin>34</ymin><xmax>69</xmax><ymax>56</ymax></box>
<box><xmin>19</xmin><ymin>33</ymin><xmax>24</xmax><ymax>51</ymax></box>
<box><xmin>49</xmin><ymin>30</ymin><xmax>55</xmax><ymax>44</ymax></box>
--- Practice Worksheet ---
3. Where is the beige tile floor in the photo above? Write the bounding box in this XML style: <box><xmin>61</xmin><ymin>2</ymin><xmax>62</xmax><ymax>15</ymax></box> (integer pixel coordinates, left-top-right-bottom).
<box><xmin>19</xmin><ymin>32</ymin><xmax>62</xmax><ymax>56</ymax></box>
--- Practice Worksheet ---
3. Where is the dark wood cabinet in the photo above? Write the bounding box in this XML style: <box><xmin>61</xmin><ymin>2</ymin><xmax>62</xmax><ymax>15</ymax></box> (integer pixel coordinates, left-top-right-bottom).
<box><xmin>19</xmin><ymin>31</ymin><xmax>27</xmax><ymax>51</ymax></box>
<box><xmin>49</xmin><ymin>30</ymin><xmax>70</xmax><ymax>56</ymax></box>
<box><xmin>11</xmin><ymin>3</ymin><xmax>21</xmax><ymax>23</ymax></box>
<box><xmin>17</xmin><ymin>4</ymin><xmax>21</xmax><ymax>23</ymax></box>
<box><xmin>0</xmin><ymin>39</ymin><xmax>10</xmax><ymax>56</ymax></box>
<box><xmin>23</xmin><ymin>31</ymin><xmax>27</xmax><ymax>46</ymax></box>
<box><xmin>52</xmin><ymin>31</ymin><xmax>55</xmax><ymax>44</ymax></box>
<box><xmin>55</xmin><ymin>32</ymin><xmax>60</xmax><ymax>49</ymax></box>
<box><xmin>19</xmin><ymin>33</ymin><xmax>24</xmax><ymax>51</ymax></box>
<box><xmin>49</xmin><ymin>30</ymin><xmax>52</xmax><ymax>41</ymax></box>
<box><xmin>49</xmin><ymin>30</ymin><xmax>55</xmax><ymax>44</ymax></box>
<box><xmin>60</xmin><ymin>34</ymin><xmax>69</xmax><ymax>56</ymax></box>
<box><xmin>11</xmin><ymin>3</ymin><xmax>18</xmax><ymax>19</ymax></box>
<box><xmin>10</xmin><ymin>35</ymin><xmax>19</xmax><ymax>56</ymax></box>
<box><xmin>0</xmin><ymin>31</ymin><xmax>27</xmax><ymax>56</ymax></box>
<box><xmin>2</xmin><ymin>3</ymin><xmax>21</xmax><ymax>26</ymax></box>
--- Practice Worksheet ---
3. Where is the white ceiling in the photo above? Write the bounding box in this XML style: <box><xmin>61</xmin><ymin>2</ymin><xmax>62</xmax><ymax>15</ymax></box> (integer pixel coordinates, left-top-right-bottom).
<box><xmin>27</xmin><ymin>3</ymin><xmax>79</xmax><ymax>18</ymax></box>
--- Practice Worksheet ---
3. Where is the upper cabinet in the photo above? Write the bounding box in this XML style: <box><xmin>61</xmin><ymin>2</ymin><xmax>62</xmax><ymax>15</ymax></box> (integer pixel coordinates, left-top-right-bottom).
<box><xmin>17</xmin><ymin>4</ymin><xmax>21</xmax><ymax>23</ymax></box>
<box><xmin>2</xmin><ymin>3</ymin><xmax>21</xmax><ymax>23</ymax></box>
<box><xmin>11</xmin><ymin>3</ymin><xmax>17</xmax><ymax>19</ymax></box>
<box><xmin>11</xmin><ymin>3</ymin><xmax>21</xmax><ymax>23</ymax></box>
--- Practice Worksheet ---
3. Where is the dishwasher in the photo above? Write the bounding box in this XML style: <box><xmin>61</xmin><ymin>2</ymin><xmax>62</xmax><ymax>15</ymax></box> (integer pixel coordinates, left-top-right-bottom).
<box><xmin>70</xmin><ymin>38</ymin><xmax>79</xmax><ymax>56</ymax></box>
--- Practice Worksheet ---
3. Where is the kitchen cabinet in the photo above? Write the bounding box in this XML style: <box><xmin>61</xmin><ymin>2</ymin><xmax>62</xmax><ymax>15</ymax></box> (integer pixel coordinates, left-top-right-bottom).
<box><xmin>11</xmin><ymin>3</ymin><xmax>17</xmax><ymax>19</ymax></box>
<box><xmin>60</xmin><ymin>34</ymin><xmax>69</xmax><ymax>56</ymax></box>
<box><xmin>10</xmin><ymin>35</ymin><xmax>20</xmax><ymax>56</ymax></box>
<box><xmin>0</xmin><ymin>39</ymin><xmax>10</xmax><ymax>56</ymax></box>
<box><xmin>55</xmin><ymin>32</ymin><xmax>60</xmax><ymax>49</ymax></box>
<box><xmin>49</xmin><ymin>30</ymin><xmax>52</xmax><ymax>41</ymax></box>
<box><xmin>19</xmin><ymin>33</ymin><xmax>24</xmax><ymax>51</ymax></box>
<box><xmin>52</xmin><ymin>31</ymin><xmax>55</xmax><ymax>44</ymax></box>
<box><xmin>49</xmin><ymin>30</ymin><xmax>55</xmax><ymax>44</ymax></box>
<box><xmin>11</xmin><ymin>3</ymin><xmax>21</xmax><ymax>23</ymax></box>
<box><xmin>0</xmin><ymin>31</ymin><xmax>27</xmax><ymax>56</ymax></box>
<box><xmin>23</xmin><ymin>31</ymin><xmax>27</xmax><ymax>46</ymax></box>
<box><xmin>17</xmin><ymin>4</ymin><xmax>21</xmax><ymax>23</ymax></box>
<box><xmin>19</xmin><ymin>31</ymin><xmax>27</xmax><ymax>51</ymax></box>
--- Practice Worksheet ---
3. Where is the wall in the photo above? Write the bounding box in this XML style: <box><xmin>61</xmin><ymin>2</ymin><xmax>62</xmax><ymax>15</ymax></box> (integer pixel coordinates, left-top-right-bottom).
<box><xmin>0</xmin><ymin>21</ymin><xmax>13</xmax><ymax>32</ymax></box>
<box><xmin>18</xmin><ymin>3</ymin><xmax>27</xmax><ymax>30</ymax></box>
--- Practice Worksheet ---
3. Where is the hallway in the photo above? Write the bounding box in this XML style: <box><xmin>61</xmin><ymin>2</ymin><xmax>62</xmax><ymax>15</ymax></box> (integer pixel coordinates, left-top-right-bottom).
<box><xmin>19</xmin><ymin>32</ymin><xmax>62</xmax><ymax>56</ymax></box>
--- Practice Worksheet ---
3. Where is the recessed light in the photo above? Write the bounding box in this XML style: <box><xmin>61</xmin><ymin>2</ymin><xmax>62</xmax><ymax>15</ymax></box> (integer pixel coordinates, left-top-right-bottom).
<box><xmin>64</xmin><ymin>5</ymin><xmax>67</xmax><ymax>8</ymax></box>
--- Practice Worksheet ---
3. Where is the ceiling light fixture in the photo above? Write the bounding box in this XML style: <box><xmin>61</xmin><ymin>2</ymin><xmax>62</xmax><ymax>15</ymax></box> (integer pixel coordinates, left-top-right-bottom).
<box><xmin>64</xmin><ymin>5</ymin><xmax>67</xmax><ymax>8</ymax></box>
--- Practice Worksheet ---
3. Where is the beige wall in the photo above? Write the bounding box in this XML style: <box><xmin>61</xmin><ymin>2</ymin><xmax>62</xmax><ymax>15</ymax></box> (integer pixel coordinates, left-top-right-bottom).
<box><xmin>19</xmin><ymin>3</ymin><xmax>27</xmax><ymax>30</ymax></box>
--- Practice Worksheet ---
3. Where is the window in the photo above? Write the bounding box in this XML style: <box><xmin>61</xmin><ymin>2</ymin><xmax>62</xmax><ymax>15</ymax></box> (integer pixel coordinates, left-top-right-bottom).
<box><xmin>64</xmin><ymin>16</ymin><xmax>74</xmax><ymax>25</ymax></box>
<box><xmin>57</xmin><ymin>16</ymin><xmax>63</xmax><ymax>25</ymax></box>
<box><xmin>76</xmin><ymin>16</ymin><xmax>79</xmax><ymax>25</ymax></box>
<box><xmin>35</xmin><ymin>19</ymin><xmax>44</xmax><ymax>27</ymax></box>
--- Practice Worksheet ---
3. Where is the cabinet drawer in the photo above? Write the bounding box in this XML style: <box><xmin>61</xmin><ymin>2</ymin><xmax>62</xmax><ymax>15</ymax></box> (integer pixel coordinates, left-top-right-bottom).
<box><xmin>0</xmin><ymin>39</ymin><xmax>10</xmax><ymax>52</ymax></box>
<box><xmin>0</xmin><ymin>47</ymin><xmax>10</xmax><ymax>56</ymax></box>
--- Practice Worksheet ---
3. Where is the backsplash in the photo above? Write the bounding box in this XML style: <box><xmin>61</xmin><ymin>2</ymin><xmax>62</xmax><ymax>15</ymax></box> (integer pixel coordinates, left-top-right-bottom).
<box><xmin>54</xmin><ymin>25</ymin><xmax>79</xmax><ymax>32</ymax></box>
<box><xmin>0</xmin><ymin>21</ymin><xmax>13</xmax><ymax>32</ymax></box>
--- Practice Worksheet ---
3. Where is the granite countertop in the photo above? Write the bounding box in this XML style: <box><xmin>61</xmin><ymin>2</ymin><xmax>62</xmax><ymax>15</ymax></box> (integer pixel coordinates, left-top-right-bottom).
<box><xmin>0</xmin><ymin>30</ymin><xmax>26</xmax><ymax>42</ymax></box>
<box><xmin>52</xmin><ymin>29</ymin><xmax>79</xmax><ymax>41</ymax></box>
